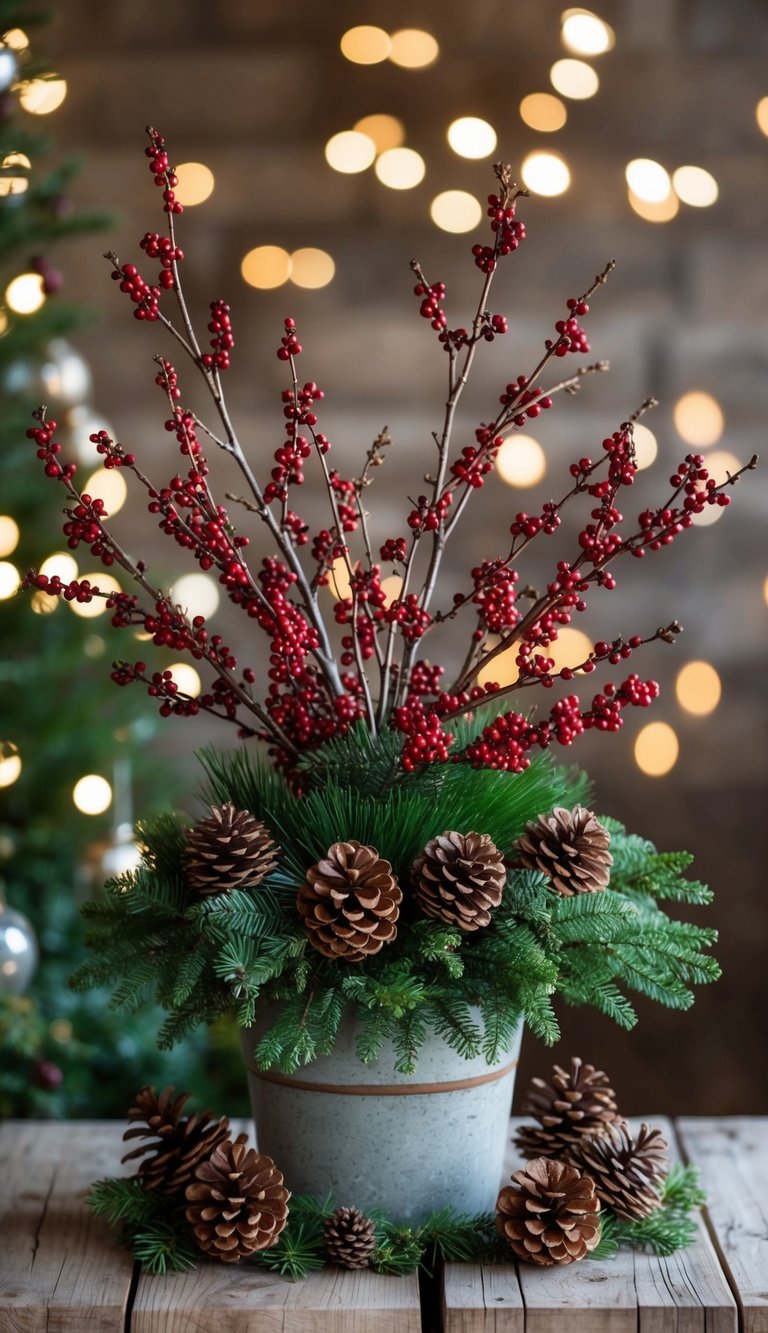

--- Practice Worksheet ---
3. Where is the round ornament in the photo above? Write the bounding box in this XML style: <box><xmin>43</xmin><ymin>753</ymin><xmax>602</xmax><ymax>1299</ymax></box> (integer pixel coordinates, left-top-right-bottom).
<box><xmin>0</xmin><ymin>899</ymin><xmax>38</xmax><ymax>995</ymax></box>
<box><xmin>1</xmin><ymin>337</ymin><xmax>92</xmax><ymax>408</ymax></box>
<box><xmin>0</xmin><ymin>45</ymin><xmax>19</xmax><ymax>96</ymax></box>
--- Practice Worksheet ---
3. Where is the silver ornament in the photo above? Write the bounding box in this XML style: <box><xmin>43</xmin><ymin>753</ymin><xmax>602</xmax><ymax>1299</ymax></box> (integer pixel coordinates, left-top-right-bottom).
<box><xmin>0</xmin><ymin>45</ymin><xmax>19</xmax><ymax>96</ymax></box>
<box><xmin>0</xmin><ymin>902</ymin><xmax>38</xmax><ymax>995</ymax></box>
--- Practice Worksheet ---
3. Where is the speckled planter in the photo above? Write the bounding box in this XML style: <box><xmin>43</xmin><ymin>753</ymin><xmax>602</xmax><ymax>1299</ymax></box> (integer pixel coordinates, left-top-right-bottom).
<box><xmin>241</xmin><ymin>1008</ymin><xmax>523</xmax><ymax>1224</ymax></box>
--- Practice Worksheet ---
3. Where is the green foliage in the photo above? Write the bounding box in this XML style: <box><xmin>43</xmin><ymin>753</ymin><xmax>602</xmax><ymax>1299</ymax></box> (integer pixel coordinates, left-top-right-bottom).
<box><xmin>71</xmin><ymin>737</ymin><xmax>718</xmax><ymax>1077</ymax></box>
<box><xmin>590</xmin><ymin>1164</ymin><xmax>706</xmax><ymax>1259</ymax></box>
<box><xmin>89</xmin><ymin>1176</ymin><xmax>198</xmax><ymax>1273</ymax></box>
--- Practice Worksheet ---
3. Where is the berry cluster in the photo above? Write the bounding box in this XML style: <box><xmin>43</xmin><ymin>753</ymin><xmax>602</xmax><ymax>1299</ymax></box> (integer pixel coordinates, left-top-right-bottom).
<box><xmin>22</xmin><ymin>134</ymin><xmax>755</xmax><ymax>776</ymax></box>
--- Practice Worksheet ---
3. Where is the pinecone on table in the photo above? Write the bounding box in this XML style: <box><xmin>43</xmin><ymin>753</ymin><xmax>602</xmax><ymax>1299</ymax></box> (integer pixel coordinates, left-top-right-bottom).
<box><xmin>121</xmin><ymin>1085</ymin><xmax>231</xmax><ymax>1194</ymax></box>
<box><xmin>185</xmin><ymin>1136</ymin><xmax>290</xmax><ymax>1262</ymax></box>
<box><xmin>324</xmin><ymin>1205</ymin><xmax>377</xmax><ymax>1268</ymax></box>
<box><xmin>573</xmin><ymin>1120</ymin><xmax>669</xmax><ymax>1220</ymax></box>
<box><xmin>496</xmin><ymin>1157</ymin><xmax>601</xmax><ymax>1266</ymax></box>
<box><xmin>412</xmin><ymin>830</ymin><xmax>506</xmax><ymax>932</ymax></box>
<box><xmin>297</xmin><ymin>840</ymin><xmax>402</xmax><ymax>961</ymax></box>
<box><xmin>514</xmin><ymin>1057</ymin><xmax>620</xmax><ymax>1161</ymax></box>
<box><xmin>513</xmin><ymin>805</ymin><xmax>612</xmax><ymax>896</ymax></box>
<box><xmin>183</xmin><ymin>802</ymin><xmax>279</xmax><ymax>896</ymax></box>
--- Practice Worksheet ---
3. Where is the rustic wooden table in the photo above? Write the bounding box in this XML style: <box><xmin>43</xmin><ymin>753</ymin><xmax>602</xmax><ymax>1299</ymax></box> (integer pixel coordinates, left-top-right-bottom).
<box><xmin>0</xmin><ymin>1117</ymin><xmax>765</xmax><ymax>1332</ymax></box>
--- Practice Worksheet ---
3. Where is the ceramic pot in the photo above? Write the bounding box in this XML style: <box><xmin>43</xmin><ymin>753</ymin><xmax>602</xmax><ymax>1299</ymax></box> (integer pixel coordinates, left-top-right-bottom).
<box><xmin>241</xmin><ymin>1008</ymin><xmax>523</xmax><ymax>1224</ymax></box>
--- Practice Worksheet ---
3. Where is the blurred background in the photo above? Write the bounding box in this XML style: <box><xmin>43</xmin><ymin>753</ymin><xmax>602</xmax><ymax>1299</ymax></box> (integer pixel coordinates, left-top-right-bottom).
<box><xmin>0</xmin><ymin>0</ymin><xmax>765</xmax><ymax>1117</ymax></box>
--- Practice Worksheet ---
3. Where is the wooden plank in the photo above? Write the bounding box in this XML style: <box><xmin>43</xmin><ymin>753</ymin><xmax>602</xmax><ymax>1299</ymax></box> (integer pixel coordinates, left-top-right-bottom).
<box><xmin>130</xmin><ymin>1120</ymin><xmax>421</xmax><ymax>1333</ymax></box>
<box><xmin>442</xmin><ymin>1116</ymin><xmax>736</xmax><ymax>1333</ymax></box>
<box><xmin>678</xmin><ymin>1117</ymin><xmax>768</xmax><ymax>1333</ymax></box>
<box><xmin>0</xmin><ymin>1119</ymin><xmax>135</xmax><ymax>1333</ymax></box>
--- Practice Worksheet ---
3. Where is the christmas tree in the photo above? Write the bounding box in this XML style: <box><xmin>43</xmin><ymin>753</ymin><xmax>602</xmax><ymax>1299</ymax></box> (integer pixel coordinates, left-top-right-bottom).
<box><xmin>0</xmin><ymin>3</ymin><xmax>246</xmax><ymax>1116</ymax></box>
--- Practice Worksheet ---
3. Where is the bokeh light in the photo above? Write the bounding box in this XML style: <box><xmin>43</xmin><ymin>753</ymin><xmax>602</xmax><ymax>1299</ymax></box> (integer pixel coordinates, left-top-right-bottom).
<box><xmin>380</xmin><ymin>575</ymin><xmax>403</xmax><ymax>607</ymax></box>
<box><xmin>174</xmin><ymin>162</ymin><xmax>215</xmax><ymax>206</ymax></box>
<box><xmin>0</xmin><ymin>150</ymin><xmax>31</xmax><ymax>197</ymax></box>
<box><xmin>171</xmin><ymin>571</ymin><xmax>221</xmax><ymax>619</ymax></box>
<box><xmin>521</xmin><ymin>150</ymin><xmax>571</xmax><ymax>196</ymax></box>
<box><xmin>701</xmin><ymin>449</ymin><xmax>741</xmax><ymax>485</ymax></box>
<box><xmin>0</xmin><ymin>742</ymin><xmax>21</xmax><ymax>788</ymax></box>
<box><xmin>69</xmin><ymin>571</ymin><xmax>121</xmax><ymax>618</ymax></box>
<box><xmin>389</xmin><ymin>29</ymin><xmax>439</xmax><ymax>69</ymax></box>
<box><xmin>550</xmin><ymin>58</ymin><xmax>599</xmax><ymax>99</ymax></box>
<box><xmin>548</xmin><ymin>626</ymin><xmax>594</xmax><ymax>673</ymax></box>
<box><xmin>447</xmin><ymin>117</ymin><xmax>497</xmax><ymax>159</ymax></box>
<box><xmin>353</xmin><ymin>114</ymin><xmax>405</xmax><ymax>153</ymax></box>
<box><xmin>324</xmin><ymin>130</ymin><xmax>376</xmax><ymax>174</ymax></box>
<box><xmin>755</xmin><ymin>97</ymin><xmax>768</xmax><ymax>137</ymax></box>
<box><xmin>673</xmin><ymin>391</ymin><xmax>724</xmax><ymax>447</ymax></box>
<box><xmin>5</xmin><ymin>272</ymin><xmax>45</xmax><ymax>314</ymax></box>
<box><xmin>31</xmin><ymin>591</ymin><xmax>58</xmax><ymax>615</ymax></box>
<box><xmin>290</xmin><ymin>248</ymin><xmax>335</xmax><ymax>289</ymax></box>
<box><xmin>3</xmin><ymin>28</ymin><xmax>29</xmax><ymax>50</ymax></box>
<box><xmin>634</xmin><ymin>721</ymin><xmax>679</xmax><ymax>777</ymax></box>
<box><xmin>340</xmin><ymin>26</ymin><xmax>391</xmax><ymax>65</ymax></box>
<box><xmin>83</xmin><ymin>466</ymin><xmax>128</xmax><ymax>516</ymax></box>
<box><xmin>72</xmin><ymin>774</ymin><xmax>112</xmax><ymax>815</ymax></box>
<box><xmin>519</xmin><ymin>92</ymin><xmax>568</xmax><ymax>132</ymax></box>
<box><xmin>561</xmin><ymin>9</ymin><xmax>615</xmax><ymax>55</ymax></box>
<box><xmin>39</xmin><ymin>552</ymin><xmax>78</xmax><ymax>582</ymax></box>
<box><xmin>625</xmin><ymin>158</ymin><xmax>671</xmax><ymax>203</ymax></box>
<box><xmin>0</xmin><ymin>561</ymin><xmax>20</xmax><ymax>598</ymax></box>
<box><xmin>477</xmin><ymin>644</ymin><xmax>517</xmax><ymax>690</ymax></box>
<box><xmin>0</xmin><ymin>516</ymin><xmax>19</xmax><ymax>557</ymax></box>
<box><xmin>496</xmin><ymin>435</ymin><xmax>547</xmax><ymax>487</ymax></box>
<box><xmin>241</xmin><ymin>245</ymin><xmax>292</xmax><ymax>289</ymax></box>
<box><xmin>167</xmin><ymin>662</ymin><xmax>202</xmax><ymax>697</ymax></box>
<box><xmin>672</xmin><ymin>165</ymin><xmax>718</xmax><ymax>207</ymax></box>
<box><xmin>675</xmin><ymin>661</ymin><xmax>721</xmax><ymax>716</ymax></box>
<box><xmin>430</xmin><ymin>190</ymin><xmax>483</xmax><ymax>233</ymax></box>
<box><xmin>374</xmin><ymin>147</ymin><xmax>426</xmax><ymax>190</ymax></box>
<box><xmin>328</xmin><ymin>557</ymin><xmax>353</xmax><ymax>602</ymax></box>
<box><xmin>632</xmin><ymin>422</ymin><xmax>658</xmax><ymax>470</ymax></box>
<box><xmin>18</xmin><ymin>77</ymin><xmax>67</xmax><ymax>114</ymax></box>
<box><xmin>627</xmin><ymin>187</ymin><xmax>679</xmax><ymax>223</ymax></box>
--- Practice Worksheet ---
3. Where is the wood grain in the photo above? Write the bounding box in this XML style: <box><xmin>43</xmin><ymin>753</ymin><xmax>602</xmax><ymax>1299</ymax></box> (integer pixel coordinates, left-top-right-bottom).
<box><xmin>678</xmin><ymin>1117</ymin><xmax>768</xmax><ymax>1333</ymax></box>
<box><xmin>0</xmin><ymin>1119</ymin><xmax>135</xmax><ymax>1333</ymax></box>
<box><xmin>442</xmin><ymin>1116</ymin><xmax>736</xmax><ymax>1333</ymax></box>
<box><xmin>129</xmin><ymin>1120</ymin><xmax>421</xmax><ymax>1333</ymax></box>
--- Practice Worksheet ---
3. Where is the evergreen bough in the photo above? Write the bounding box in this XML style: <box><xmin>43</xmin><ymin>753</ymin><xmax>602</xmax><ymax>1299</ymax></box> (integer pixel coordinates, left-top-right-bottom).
<box><xmin>71</xmin><ymin>739</ymin><xmax>719</xmax><ymax>1073</ymax></box>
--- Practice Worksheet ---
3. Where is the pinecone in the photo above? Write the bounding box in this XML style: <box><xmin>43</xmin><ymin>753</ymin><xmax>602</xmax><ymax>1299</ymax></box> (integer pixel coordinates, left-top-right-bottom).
<box><xmin>496</xmin><ymin>1157</ymin><xmax>601</xmax><ymax>1266</ymax></box>
<box><xmin>185</xmin><ymin>1136</ymin><xmax>290</xmax><ymax>1262</ymax></box>
<box><xmin>324</xmin><ymin>1205</ymin><xmax>377</xmax><ymax>1268</ymax></box>
<box><xmin>121</xmin><ymin>1085</ymin><xmax>231</xmax><ymax>1194</ymax></box>
<box><xmin>183</xmin><ymin>802</ymin><xmax>279</xmax><ymax>896</ymax></box>
<box><xmin>514</xmin><ymin>805</ymin><xmax>612</xmax><ymax>896</ymax></box>
<box><xmin>412</xmin><ymin>830</ymin><xmax>506</xmax><ymax>932</ymax></box>
<box><xmin>297</xmin><ymin>840</ymin><xmax>402</xmax><ymax>961</ymax></box>
<box><xmin>573</xmin><ymin>1120</ymin><xmax>669</xmax><ymax>1220</ymax></box>
<box><xmin>514</xmin><ymin>1057</ymin><xmax>620</xmax><ymax>1161</ymax></box>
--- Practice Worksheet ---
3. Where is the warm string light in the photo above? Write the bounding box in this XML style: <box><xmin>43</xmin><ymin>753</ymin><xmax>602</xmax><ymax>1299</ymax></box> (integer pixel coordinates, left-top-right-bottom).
<box><xmin>72</xmin><ymin>774</ymin><xmax>112</xmax><ymax>815</ymax></box>
<box><xmin>324</xmin><ymin>130</ymin><xmax>376</xmax><ymax>174</ymax></box>
<box><xmin>627</xmin><ymin>189</ymin><xmax>679</xmax><ymax>223</ymax></box>
<box><xmin>0</xmin><ymin>516</ymin><xmax>19</xmax><ymax>557</ymax></box>
<box><xmin>430</xmin><ymin>190</ymin><xmax>483</xmax><ymax>233</ymax></box>
<box><xmin>675</xmin><ymin>661</ymin><xmax>721</xmax><ymax>716</ymax></box>
<box><xmin>634</xmin><ymin>721</ymin><xmax>679</xmax><ymax>777</ymax></box>
<box><xmin>171</xmin><ymin>572</ymin><xmax>221</xmax><ymax>619</ymax></box>
<box><xmin>18</xmin><ymin>77</ymin><xmax>67</xmax><ymax>114</ymax></box>
<box><xmin>0</xmin><ymin>742</ymin><xmax>21</xmax><ymax>788</ymax></box>
<box><xmin>496</xmin><ymin>435</ymin><xmax>547</xmax><ymax>487</ymax></box>
<box><xmin>521</xmin><ymin>151</ymin><xmax>571</xmax><ymax>197</ymax></box>
<box><xmin>167</xmin><ymin>662</ymin><xmax>202</xmax><ymax>697</ymax></box>
<box><xmin>0</xmin><ymin>561</ymin><xmax>20</xmax><ymax>598</ymax></box>
<box><xmin>241</xmin><ymin>247</ymin><xmax>334</xmax><ymax>290</ymax></box>
<box><xmin>447</xmin><ymin>117</ymin><xmax>497</xmax><ymax>160</ymax></box>
<box><xmin>673</xmin><ymin>391</ymin><xmax>724</xmax><ymax>447</ymax></box>
<box><xmin>560</xmin><ymin>8</ymin><xmax>615</xmax><ymax>55</ymax></box>
<box><xmin>374</xmin><ymin>147</ymin><xmax>425</xmax><ymax>190</ymax></box>
<box><xmin>353</xmin><ymin>114</ymin><xmax>405</xmax><ymax>153</ymax></box>
<box><xmin>339</xmin><ymin>25</ymin><xmax>438</xmax><ymax>69</ymax></box>
<box><xmin>519</xmin><ymin>93</ymin><xmax>568</xmax><ymax>132</ymax></box>
<box><xmin>83</xmin><ymin>466</ymin><xmax>128</xmax><ymax>516</ymax></box>
<box><xmin>173</xmin><ymin>162</ymin><xmax>215</xmax><ymax>206</ymax></box>
<box><xmin>625</xmin><ymin>159</ymin><xmax>671</xmax><ymax>203</ymax></box>
<box><xmin>39</xmin><ymin>552</ymin><xmax>78</xmax><ymax>582</ymax></box>
<box><xmin>550</xmin><ymin>58</ymin><xmax>599</xmax><ymax>99</ymax></box>
<box><xmin>632</xmin><ymin>422</ymin><xmax>658</xmax><ymax>470</ymax></box>
<box><xmin>5</xmin><ymin>272</ymin><xmax>45</xmax><ymax>314</ymax></box>
<box><xmin>672</xmin><ymin>165</ymin><xmax>718</xmax><ymax>207</ymax></box>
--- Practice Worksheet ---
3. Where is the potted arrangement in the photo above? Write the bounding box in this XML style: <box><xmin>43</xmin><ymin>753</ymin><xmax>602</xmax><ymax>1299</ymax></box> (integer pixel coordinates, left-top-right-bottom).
<box><xmin>24</xmin><ymin>129</ymin><xmax>754</xmax><ymax>1267</ymax></box>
